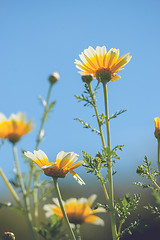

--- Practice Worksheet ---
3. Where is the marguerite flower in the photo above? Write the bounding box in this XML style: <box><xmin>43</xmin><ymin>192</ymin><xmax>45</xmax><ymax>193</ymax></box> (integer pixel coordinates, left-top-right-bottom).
<box><xmin>24</xmin><ymin>150</ymin><xmax>85</xmax><ymax>185</ymax></box>
<box><xmin>154</xmin><ymin>117</ymin><xmax>160</xmax><ymax>139</ymax></box>
<box><xmin>0</xmin><ymin>112</ymin><xmax>34</xmax><ymax>143</ymax></box>
<box><xmin>43</xmin><ymin>194</ymin><xmax>106</xmax><ymax>226</ymax></box>
<box><xmin>75</xmin><ymin>46</ymin><xmax>132</xmax><ymax>83</ymax></box>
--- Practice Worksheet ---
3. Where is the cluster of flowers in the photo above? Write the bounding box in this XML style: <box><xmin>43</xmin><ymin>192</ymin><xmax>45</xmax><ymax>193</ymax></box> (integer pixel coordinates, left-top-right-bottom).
<box><xmin>4</xmin><ymin>46</ymin><xmax>160</xmax><ymax>239</ymax></box>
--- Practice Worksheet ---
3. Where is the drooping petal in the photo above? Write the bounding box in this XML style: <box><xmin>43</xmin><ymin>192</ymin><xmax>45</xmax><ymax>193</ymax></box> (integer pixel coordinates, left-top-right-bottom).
<box><xmin>111</xmin><ymin>74</ymin><xmax>121</xmax><ymax>82</ymax></box>
<box><xmin>69</xmin><ymin>169</ymin><xmax>85</xmax><ymax>185</ymax></box>
<box><xmin>84</xmin><ymin>215</ymin><xmax>104</xmax><ymax>226</ymax></box>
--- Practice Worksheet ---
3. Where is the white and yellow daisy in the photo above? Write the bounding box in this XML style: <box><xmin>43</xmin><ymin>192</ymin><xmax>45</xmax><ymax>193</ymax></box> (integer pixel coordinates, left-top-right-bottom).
<box><xmin>75</xmin><ymin>46</ymin><xmax>132</xmax><ymax>82</ymax></box>
<box><xmin>0</xmin><ymin>112</ymin><xmax>34</xmax><ymax>143</ymax></box>
<box><xmin>24</xmin><ymin>150</ymin><xmax>85</xmax><ymax>185</ymax></box>
<box><xmin>43</xmin><ymin>194</ymin><xmax>106</xmax><ymax>226</ymax></box>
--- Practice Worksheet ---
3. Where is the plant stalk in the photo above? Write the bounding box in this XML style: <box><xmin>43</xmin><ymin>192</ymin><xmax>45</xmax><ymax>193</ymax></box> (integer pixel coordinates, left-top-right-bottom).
<box><xmin>12</xmin><ymin>144</ymin><xmax>37</xmax><ymax>240</ymax></box>
<box><xmin>0</xmin><ymin>168</ymin><xmax>20</xmax><ymax>205</ymax></box>
<box><xmin>27</xmin><ymin>83</ymin><xmax>54</xmax><ymax>225</ymax></box>
<box><xmin>53</xmin><ymin>177</ymin><xmax>76</xmax><ymax>240</ymax></box>
<box><xmin>88</xmin><ymin>82</ymin><xmax>109</xmax><ymax>202</ymax></box>
<box><xmin>158</xmin><ymin>139</ymin><xmax>160</xmax><ymax>174</ymax></box>
<box><xmin>88</xmin><ymin>82</ymin><xmax>106</xmax><ymax>147</ymax></box>
<box><xmin>103</xmin><ymin>83</ymin><xmax>118</xmax><ymax>240</ymax></box>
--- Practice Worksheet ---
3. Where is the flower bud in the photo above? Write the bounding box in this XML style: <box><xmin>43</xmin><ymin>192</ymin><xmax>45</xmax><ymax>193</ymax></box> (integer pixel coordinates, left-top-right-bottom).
<box><xmin>2</xmin><ymin>232</ymin><xmax>15</xmax><ymax>240</ymax></box>
<box><xmin>96</xmin><ymin>69</ymin><xmax>112</xmax><ymax>84</ymax></box>
<box><xmin>48</xmin><ymin>72</ymin><xmax>60</xmax><ymax>85</ymax></box>
<box><xmin>136</xmin><ymin>165</ymin><xmax>144</xmax><ymax>175</ymax></box>
<box><xmin>81</xmin><ymin>75</ymin><xmax>93</xmax><ymax>84</ymax></box>
<box><xmin>154</xmin><ymin>117</ymin><xmax>160</xmax><ymax>140</ymax></box>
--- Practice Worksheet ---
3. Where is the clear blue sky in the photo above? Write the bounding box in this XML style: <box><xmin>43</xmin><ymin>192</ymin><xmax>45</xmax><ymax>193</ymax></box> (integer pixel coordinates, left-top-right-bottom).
<box><xmin>0</xmin><ymin>0</ymin><xmax>160</xmax><ymax>192</ymax></box>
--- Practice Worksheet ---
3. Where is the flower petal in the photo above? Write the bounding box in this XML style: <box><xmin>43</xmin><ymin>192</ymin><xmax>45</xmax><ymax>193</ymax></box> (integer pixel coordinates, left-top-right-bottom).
<box><xmin>84</xmin><ymin>215</ymin><xmax>104</xmax><ymax>226</ymax></box>
<box><xmin>69</xmin><ymin>160</ymin><xmax>83</xmax><ymax>170</ymax></box>
<box><xmin>69</xmin><ymin>169</ymin><xmax>85</xmax><ymax>185</ymax></box>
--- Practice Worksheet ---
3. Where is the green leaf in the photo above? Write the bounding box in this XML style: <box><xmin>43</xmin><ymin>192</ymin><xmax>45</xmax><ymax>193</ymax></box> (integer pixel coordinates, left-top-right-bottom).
<box><xmin>75</xmin><ymin>118</ymin><xmax>100</xmax><ymax>135</ymax></box>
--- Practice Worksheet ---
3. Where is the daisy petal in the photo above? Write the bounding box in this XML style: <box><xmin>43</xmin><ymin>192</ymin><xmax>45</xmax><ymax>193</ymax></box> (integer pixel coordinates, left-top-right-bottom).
<box><xmin>69</xmin><ymin>169</ymin><xmax>85</xmax><ymax>185</ymax></box>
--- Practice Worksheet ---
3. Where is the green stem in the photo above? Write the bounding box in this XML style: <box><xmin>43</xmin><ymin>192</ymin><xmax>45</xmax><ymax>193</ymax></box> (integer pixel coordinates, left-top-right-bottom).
<box><xmin>35</xmin><ymin>83</ymin><xmax>53</xmax><ymax>150</ymax></box>
<box><xmin>118</xmin><ymin>221</ymin><xmax>124</xmax><ymax>237</ymax></box>
<box><xmin>53</xmin><ymin>178</ymin><xmax>76</xmax><ymax>240</ymax></box>
<box><xmin>149</xmin><ymin>174</ymin><xmax>160</xmax><ymax>191</ymax></box>
<box><xmin>12</xmin><ymin>144</ymin><xmax>37</xmax><ymax>240</ymax></box>
<box><xmin>27</xmin><ymin>83</ymin><xmax>54</xmax><ymax>225</ymax></box>
<box><xmin>27</xmin><ymin>83</ymin><xmax>53</xmax><ymax>193</ymax></box>
<box><xmin>88</xmin><ymin>82</ymin><xmax>106</xmax><ymax>147</ymax></box>
<box><xmin>88</xmin><ymin>82</ymin><xmax>109</xmax><ymax>202</ymax></box>
<box><xmin>158</xmin><ymin>139</ymin><xmax>160</xmax><ymax>174</ymax></box>
<box><xmin>103</xmin><ymin>83</ymin><xmax>118</xmax><ymax>240</ymax></box>
<box><xmin>0</xmin><ymin>168</ymin><xmax>21</xmax><ymax>206</ymax></box>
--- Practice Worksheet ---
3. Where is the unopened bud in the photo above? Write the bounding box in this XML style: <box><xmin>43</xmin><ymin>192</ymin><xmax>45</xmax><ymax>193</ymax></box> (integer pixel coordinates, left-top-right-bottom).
<box><xmin>2</xmin><ymin>232</ymin><xmax>15</xmax><ymax>240</ymax></box>
<box><xmin>136</xmin><ymin>165</ymin><xmax>144</xmax><ymax>175</ymax></box>
<box><xmin>81</xmin><ymin>75</ymin><xmax>93</xmax><ymax>83</ymax></box>
<box><xmin>48</xmin><ymin>72</ymin><xmax>60</xmax><ymax>85</ymax></box>
<box><xmin>96</xmin><ymin>69</ymin><xmax>112</xmax><ymax>84</ymax></box>
<box><xmin>154</xmin><ymin>117</ymin><xmax>160</xmax><ymax>140</ymax></box>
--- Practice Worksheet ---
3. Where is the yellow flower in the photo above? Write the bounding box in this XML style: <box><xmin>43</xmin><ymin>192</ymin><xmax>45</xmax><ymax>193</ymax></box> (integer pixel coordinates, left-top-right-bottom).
<box><xmin>43</xmin><ymin>194</ymin><xmax>106</xmax><ymax>226</ymax></box>
<box><xmin>154</xmin><ymin>117</ymin><xmax>160</xmax><ymax>139</ymax></box>
<box><xmin>24</xmin><ymin>150</ymin><xmax>85</xmax><ymax>185</ymax></box>
<box><xmin>0</xmin><ymin>112</ymin><xmax>34</xmax><ymax>143</ymax></box>
<box><xmin>75</xmin><ymin>46</ymin><xmax>132</xmax><ymax>82</ymax></box>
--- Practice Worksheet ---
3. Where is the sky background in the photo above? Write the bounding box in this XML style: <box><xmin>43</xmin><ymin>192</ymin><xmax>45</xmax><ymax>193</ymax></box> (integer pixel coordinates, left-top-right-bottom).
<box><xmin>0</xmin><ymin>0</ymin><xmax>160</xmax><ymax>195</ymax></box>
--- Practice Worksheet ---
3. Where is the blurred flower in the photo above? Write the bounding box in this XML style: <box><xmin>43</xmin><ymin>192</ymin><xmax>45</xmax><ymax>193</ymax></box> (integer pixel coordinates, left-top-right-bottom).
<box><xmin>0</xmin><ymin>112</ymin><xmax>34</xmax><ymax>143</ymax></box>
<box><xmin>75</xmin><ymin>46</ymin><xmax>131</xmax><ymax>83</ymax></box>
<box><xmin>43</xmin><ymin>194</ymin><xmax>106</xmax><ymax>226</ymax></box>
<box><xmin>2</xmin><ymin>232</ymin><xmax>15</xmax><ymax>240</ymax></box>
<box><xmin>48</xmin><ymin>72</ymin><xmax>60</xmax><ymax>84</ymax></box>
<box><xmin>24</xmin><ymin>150</ymin><xmax>85</xmax><ymax>185</ymax></box>
<box><xmin>154</xmin><ymin>117</ymin><xmax>160</xmax><ymax>139</ymax></box>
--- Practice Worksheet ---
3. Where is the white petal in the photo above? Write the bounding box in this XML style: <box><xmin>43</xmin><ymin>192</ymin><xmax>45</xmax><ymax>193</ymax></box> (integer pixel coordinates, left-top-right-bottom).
<box><xmin>0</xmin><ymin>113</ymin><xmax>7</xmax><ymax>123</ymax></box>
<box><xmin>24</xmin><ymin>151</ymin><xmax>37</xmax><ymax>161</ymax></box>
<box><xmin>92</xmin><ymin>216</ymin><xmax>105</xmax><ymax>226</ymax></box>
<box><xmin>77</xmin><ymin>198</ymin><xmax>87</xmax><ymax>204</ymax></box>
<box><xmin>56</xmin><ymin>151</ymin><xmax>66</xmax><ymax>160</ymax></box>
<box><xmin>52</xmin><ymin>198</ymin><xmax>60</xmax><ymax>206</ymax></box>
<box><xmin>87</xmin><ymin>194</ymin><xmax>97</xmax><ymax>206</ymax></box>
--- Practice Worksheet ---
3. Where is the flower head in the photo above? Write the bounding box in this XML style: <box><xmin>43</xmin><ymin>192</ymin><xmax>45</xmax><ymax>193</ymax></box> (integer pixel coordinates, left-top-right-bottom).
<box><xmin>0</xmin><ymin>112</ymin><xmax>34</xmax><ymax>143</ymax></box>
<box><xmin>154</xmin><ymin>117</ymin><xmax>160</xmax><ymax>139</ymax></box>
<box><xmin>43</xmin><ymin>194</ymin><xmax>106</xmax><ymax>226</ymax></box>
<box><xmin>24</xmin><ymin>150</ymin><xmax>85</xmax><ymax>185</ymax></box>
<box><xmin>75</xmin><ymin>46</ymin><xmax>132</xmax><ymax>83</ymax></box>
<box><xmin>48</xmin><ymin>72</ymin><xmax>60</xmax><ymax>85</ymax></box>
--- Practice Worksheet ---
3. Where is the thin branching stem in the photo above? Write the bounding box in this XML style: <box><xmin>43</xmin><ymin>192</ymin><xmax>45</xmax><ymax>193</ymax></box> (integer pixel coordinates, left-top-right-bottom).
<box><xmin>0</xmin><ymin>168</ymin><xmax>21</xmax><ymax>206</ymax></box>
<box><xmin>12</xmin><ymin>144</ymin><xmax>37</xmax><ymax>240</ymax></box>
<box><xmin>149</xmin><ymin>174</ymin><xmax>160</xmax><ymax>191</ymax></box>
<box><xmin>53</xmin><ymin>178</ymin><xmax>77</xmax><ymax>240</ymax></box>
<box><xmin>87</xmin><ymin>82</ymin><xmax>109</xmax><ymax>202</ymax></box>
<box><xmin>33</xmin><ymin>83</ymin><xmax>54</xmax><ymax>224</ymax></box>
<box><xmin>103</xmin><ymin>83</ymin><xmax>118</xmax><ymax>240</ymax></box>
<box><xmin>27</xmin><ymin>83</ymin><xmax>54</xmax><ymax>225</ymax></box>
<box><xmin>27</xmin><ymin>83</ymin><xmax>53</xmax><ymax>193</ymax></box>
<box><xmin>87</xmin><ymin>82</ymin><xmax>106</xmax><ymax>147</ymax></box>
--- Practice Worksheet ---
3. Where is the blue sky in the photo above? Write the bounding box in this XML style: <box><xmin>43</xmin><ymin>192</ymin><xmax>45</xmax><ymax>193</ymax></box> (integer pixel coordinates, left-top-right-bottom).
<box><xmin>0</xmin><ymin>0</ymin><xmax>160</xmax><ymax>192</ymax></box>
